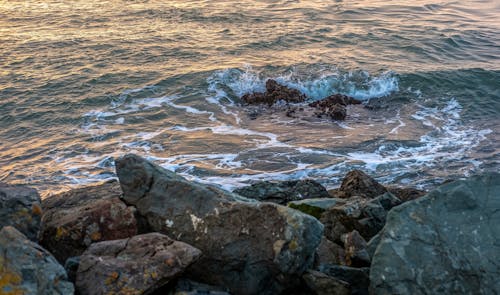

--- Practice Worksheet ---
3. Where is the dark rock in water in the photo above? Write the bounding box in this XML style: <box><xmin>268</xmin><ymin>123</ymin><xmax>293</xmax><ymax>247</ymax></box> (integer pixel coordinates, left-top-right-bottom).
<box><xmin>289</xmin><ymin>198</ymin><xmax>340</xmax><ymax>219</ymax></box>
<box><xmin>387</xmin><ymin>186</ymin><xmax>426</xmax><ymax>202</ymax></box>
<box><xmin>370</xmin><ymin>173</ymin><xmax>500</xmax><ymax>295</ymax></box>
<box><xmin>234</xmin><ymin>179</ymin><xmax>330</xmax><ymax>205</ymax></box>
<box><xmin>321</xmin><ymin>193</ymin><xmax>402</xmax><ymax>243</ymax></box>
<box><xmin>337</xmin><ymin>170</ymin><xmax>388</xmax><ymax>199</ymax></box>
<box><xmin>303</xmin><ymin>270</ymin><xmax>350</xmax><ymax>295</ymax></box>
<box><xmin>76</xmin><ymin>232</ymin><xmax>201</xmax><ymax>295</ymax></box>
<box><xmin>320</xmin><ymin>265</ymin><xmax>370</xmax><ymax>295</ymax></box>
<box><xmin>0</xmin><ymin>226</ymin><xmax>74</xmax><ymax>294</ymax></box>
<box><xmin>242</xmin><ymin>79</ymin><xmax>306</xmax><ymax>105</ymax></box>
<box><xmin>308</xmin><ymin>94</ymin><xmax>362</xmax><ymax>120</ymax></box>
<box><xmin>341</xmin><ymin>230</ymin><xmax>370</xmax><ymax>267</ymax></box>
<box><xmin>40</xmin><ymin>181</ymin><xmax>138</xmax><ymax>263</ymax></box>
<box><xmin>170</xmin><ymin>278</ymin><xmax>231</xmax><ymax>295</ymax></box>
<box><xmin>314</xmin><ymin>237</ymin><xmax>347</xmax><ymax>268</ymax></box>
<box><xmin>115</xmin><ymin>154</ymin><xmax>324</xmax><ymax>295</ymax></box>
<box><xmin>0</xmin><ymin>182</ymin><xmax>42</xmax><ymax>241</ymax></box>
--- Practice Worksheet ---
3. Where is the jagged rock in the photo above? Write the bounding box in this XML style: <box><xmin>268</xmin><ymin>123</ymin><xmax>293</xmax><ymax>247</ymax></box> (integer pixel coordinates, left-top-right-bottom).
<box><xmin>370</xmin><ymin>173</ymin><xmax>500</xmax><ymax>294</ymax></box>
<box><xmin>319</xmin><ymin>265</ymin><xmax>370</xmax><ymax>295</ymax></box>
<box><xmin>0</xmin><ymin>226</ymin><xmax>74</xmax><ymax>294</ymax></box>
<box><xmin>76</xmin><ymin>232</ymin><xmax>201</xmax><ymax>295</ymax></box>
<box><xmin>337</xmin><ymin>170</ymin><xmax>388</xmax><ymax>199</ymax></box>
<box><xmin>242</xmin><ymin>79</ymin><xmax>306</xmax><ymax>105</ymax></box>
<box><xmin>308</xmin><ymin>94</ymin><xmax>362</xmax><ymax>121</ymax></box>
<box><xmin>387</xmin><ymin>186</ymin><xmax>426</xmax><ymax>202</ymax></box>
<box><xmin>321</xmin><ymin>193</ymin><xmax>401</xmax><ymax>243</ymax></box>
<box><xmin>288</xmin><ymin>198</ymin><xmax>340</xmax><ymax>219</ymax></box>
<box><xmin>115</xmin><ymin>154</ymin><xmax>324</xmax><ymax>295</ymax></box>
<box><xmin>0</xmin><ymin>182</ymin><xmax>42</xmax><ymax>241</ymax></box>
<box><xmin>341</xmin><ymin>230</ymin><xmax>370</xmax><ymax>267</ymax></box>
<box><xmin>234</xmin><ymin>179</ymin><xmax>330</xmax><ymax>205</ymax></box>
<box><xmin>314</xmin><ymin>237</ymin><xmax>346</xmax><ymax>269</ymax></box>
<box><xmin>303</xmin><ymin>270</ymin><xmax>350</xmax><ymax>295</ymax></box>
<box><xmin>40</xmin><ymin>181</ymin><xmax>138</xmax><ymax>263</ymax></box>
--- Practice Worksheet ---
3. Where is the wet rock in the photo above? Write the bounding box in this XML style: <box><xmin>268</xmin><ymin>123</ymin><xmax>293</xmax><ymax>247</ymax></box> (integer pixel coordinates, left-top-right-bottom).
<box><xmin>234</xmin><ymin>179</ymin><xmax>330</xmax><ymax>205</ymax></box>
<box><xmin>308</xmin><ymin>94</ymin><xmax>362</xmax><ymax>121</ymax></box>
<box><xmin>289</xmin><ymin>198</ymin><xmax>340</xmax><ymax>219</ymax></box>
<box><xmin>341</xmin><ymin>230</ymin><xmax>370</xmax><ymax>267</ymax></box>
<box><xmin>115</xmin><ymin>154</ymin><xmax>324</xmax><ymax>295</ymax></box>
<box><xmin>0</xmin><ymin>182</ymin><xmax>42</xmax><ymax>241</ymax></box>
<box><xmin>337</xmin><ymin>170</ymin><xmax>388</xmax><ymax>199</ymax></box>
<box><xmin>314</xmin><ymin>237</ymin><xmax>346</xmax><ymax>268</ymax></box>
<box><xmin>0</xmin><ymin>226</ymin><xmax>74</xmax><ymax>294</ymax></box>
<box><xmin>387</xmin><ymin>186</ymin><xmax>426</xmax><ymax>202</ymax></box>
<box><xmin>303</xmin><ymin>270</ymin><xmax>350</xmax><ymax>295</ymax></box>
<box><xmin>320</xmin><ymin>265</ymin><xmax>370</xmax><ymax>295</ymax></box>
<box><xmin>370</xmin><ymin>173</ymin><xmax>500</xmax><ymax>294</ymax></box>
<box><xmin>321</xmin><ymin>192</ymin><xmax>401</xmax><ymax>243</ymax></box>
<box><xmin>40</xmin><ymin>181</ymin><xmax>138</xmax><ymax>263</ymax></box>
<box><xmin>242</xmin><ymin>79</ymin><xmax>306</xmax><ymax>105</ymax></box>
<box><xmin>76</xmin><ymin>232</ymin><xmax>201</xmax><ymax>295</ymax></box>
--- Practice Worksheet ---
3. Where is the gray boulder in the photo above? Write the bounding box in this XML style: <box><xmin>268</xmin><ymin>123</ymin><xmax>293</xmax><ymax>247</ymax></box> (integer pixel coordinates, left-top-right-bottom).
<box><xmin>314</xmin><ymin>237</ymin><xmax>346</xmax><ymax>269</ymax></box>
<box><xmin>370</xmin><ymin>173</ymin><xmax>500</xmax><ymax>294</ymax></box>
<box><xmin>234</xmin><ymin>179</ymin><xmax>330</xmax><ymax>205</ymax></box>
<box><xmin>0</xmin><ymin>182</ymin><xmax>42</xmax><ymax>241</ymax></box>
<box><xmin>303</xmin><ymin>270</ymin><xmax>350</xmax><ymax>295</ymax></box>
<box><xmin>0</xmin><ymin>226</ymin><xmax>74</xmax><ymax>294</ymax></box>
<box><xmin>40</xmin><ymin>181</ymin><xmax>138</xmax><ymax>263</ymax></box>
<box><xmin>115</xmin><ymin>154</ymin><xmax>324</xmax><ymax>295</ymax></box>
<box><xmin>76</xmin><ymin>233</ymin><xmax>201</xmax><ymax>295</ymax></box>
<box><xmin>288</xmin><ymin>198</ymin><xmax>340</xmax><ymax>219</ymax></box>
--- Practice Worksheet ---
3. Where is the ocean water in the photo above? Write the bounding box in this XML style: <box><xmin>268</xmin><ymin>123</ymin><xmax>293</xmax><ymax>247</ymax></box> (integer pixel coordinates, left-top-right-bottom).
<box><xmin>1</xmin><ymin>0</ymin><xmax>499</xmax><ymax>197</ymax></box>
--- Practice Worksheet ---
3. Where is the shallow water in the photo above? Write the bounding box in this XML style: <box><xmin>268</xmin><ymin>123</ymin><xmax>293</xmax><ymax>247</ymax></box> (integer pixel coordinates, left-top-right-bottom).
<box><xmin>1</xmin><ymin>0</ymin><xmax>499</xmax><ymax>196</ymax></box>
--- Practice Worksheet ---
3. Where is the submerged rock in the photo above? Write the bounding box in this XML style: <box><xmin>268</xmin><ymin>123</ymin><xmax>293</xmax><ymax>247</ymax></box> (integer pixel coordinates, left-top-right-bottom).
<box><xmin>234</xmin><ymin>179</ymin><xmax>330</xmax><ymax>205</ymax></box>
<box><xmin>76</xmin><ymin>233</ymin><xmax>201</xmax><ymax>295</ymax></box>
<box><xmin>0</xmin><ymin>182</ymin><xmax>42</xmax><ymax>241</ymax></box>
<box><xmin>321</xmin><ymin>192</ymin><xmax>401</xmax><ymax>243</ymax></box>
<box><xmin>115</xmin><ymin>154</ymin><xmax>324</xmax><ymax>295</ymax></box>
<box><xmin>308</xmin><ymin>94</ymin><xmax>362</xmax><ymax>121</ymax></box>
<box><xmin>242</xmin><ymin>79</ymin><xmax>306</xmax><ymax>105</ymax></box>
<box><xmin>370</xmin><ymin>173</ymin><xmax>500</xmax><ymax>294</ymax></box>
<box><xmin>39</xmin><ymin>181</ymin><xmax>138</xmax><ymax>263</ymax></box>
<box><xmin>0</xmin><ymin>226</ymin><xmax>74</xmax><ymax>295</ymax></box>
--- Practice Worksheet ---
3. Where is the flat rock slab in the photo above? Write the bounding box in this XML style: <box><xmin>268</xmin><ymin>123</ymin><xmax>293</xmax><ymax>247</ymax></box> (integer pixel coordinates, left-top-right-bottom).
<box><xmin>76</xmin><ymin>233</ymin><xmax>201</xmax><ymax>295</ymax></box>
<box><xmin>40</xmin><ymin>181</ymin><xmax>138</xmax><ymax>263</ymax></box>
<box><xmin>0</xmin><ymin>182</ymin><xmax>42</xmax><ymax>241</ymax></box>
<box><xmin>370</xmin><ymin>173</ymin><xmax>500</xmax><ymax>294</ymax></box>
<box><xmin>0</xmin><ymin>226</ymin><xmax>74</xmax><ymax>295</ymax></box>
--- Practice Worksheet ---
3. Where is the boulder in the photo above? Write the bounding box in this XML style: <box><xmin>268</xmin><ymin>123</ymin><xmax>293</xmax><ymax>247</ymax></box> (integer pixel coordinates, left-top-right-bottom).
<box><xmin>234</xmin><ymin>179</ymin><xmax>330</xmax><ymax>205</ymax></box>
<box><xmin>319</xmin><ymin>265</ymin><xmax>370</xmax><ymax>295</ymax></box>
<box><xmin>242</xmin><ymin>79</ymin><xmax>306</xmax><ymax>105</ymax></box>
<box><xmin>303</xmin><ymin>270</ymin><xmax>350</xmax><ymax>295</ymax></box>
<box><xmin>0</xmin><ymin>226</ymin><xmax>74</xmax><ymax>294</ymax></box>
<box><xmin>288</xmin><ymin>198</ymin><xmax>340</xmax><ymax>219</ymax></box>
<box><xmin>308</xmin><ymin>94</ymin><xmax>362</xmax><ymax>121</ymax></box>
<box><xmin>320</xmin><ymin>193</ymin><xmax>401</xmax><ymax>243</ymax></box>
<box><xmin>39</xmin><ymin>181</ymin><xmax>138</xmax><ymax>263</ymax></box>
<box><xmin>115</xmin><ymin>154</ymin><xmax>324</xmax><ymax>295</ymax></box>
<box><xmin>341</xmin><ymin>230</ymin><xmax>370</xmax><ymax>267</ymax></box>
<box><xmin>336</xmin><ymin>170</ymin><xmax>388</xmax><ymax>199</ymax></box>
<box><xmin>314</xmin><ymin>237</ymin><xmax>346</xmax><ymax>268</ymax></box>
<box><xmin>170</xmin><ymin>278</ymin><xmax>231</xmax><ymax>295</ymax></box>
<box><xmin>387</xmin><ymin>186</ymin><xmax>426</xmax><ymax>202</ymax></box>
<box><xmin>0</xmin><ymin>182</ymin><xmax>42</xmax><ymax>241</ymax></box>
<box><xmin>76</xmin><ymin>233</ymin><xmax>201</xmax><ymax>295</ymax></box>
<box><xmin>370</xmin><ymin>173</ymin><xmax>500</xmax><ymax>294</ymax></box>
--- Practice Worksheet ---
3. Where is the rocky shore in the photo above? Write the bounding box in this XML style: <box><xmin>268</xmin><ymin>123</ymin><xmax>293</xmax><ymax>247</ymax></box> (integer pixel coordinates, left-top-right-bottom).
<box><xmin>1</xmin><ymin>154</ymin><xmax>498</xmax><ymax>295</ymax></box>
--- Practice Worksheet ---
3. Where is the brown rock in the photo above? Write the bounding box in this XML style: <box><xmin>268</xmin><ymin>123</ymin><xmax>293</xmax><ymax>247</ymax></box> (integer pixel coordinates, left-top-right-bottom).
<box><xmin>314</xmin><ymin>237</ymin><xmax>346</xmax><ymax>268</ymax></box>
<box><xmin>76</xmin><ymin>233</ymin><xmax>201</xmax><ymax>295</ymax></box>
<box><xmin>40</xmin><ymin>181</ymin><xmax>138</xmax><ymax>263</ymax></box>
<box><xmin>308</xmin><ymin>94</ymin><xmax>362</xmax><ymax>120</ymax></box>
<box><xmin>387</xmin><ymin>186</ymin><xmax>426</xmax><ymax>202</ymax></box>
<box><xmin>341</xmin><ymin>230</ymin><xmax>370</xmax><ymax>267</ymax></box>
<box><xmin>338</xmin><ymin>170</ymin><xmax>387</xmax><ymax>199</ymax></box>
<box><xmin>242</xmin><ymin>79</ymin><xmax>306</xmax><ymax>105</ymax></box>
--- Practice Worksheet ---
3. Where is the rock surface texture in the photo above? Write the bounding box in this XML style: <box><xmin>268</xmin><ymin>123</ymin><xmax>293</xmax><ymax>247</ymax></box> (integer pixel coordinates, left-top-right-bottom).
<box><xmin>337</xmin><ymin>170</ymin><xmax>387</xmax><ymax>199</ymax></box>
<box><xmin>115</xmin><ymin>154</ymin><xmax>324</xmax><ymax>295</ymax></box>
<box><xmin>0</xmin><ymin>226</ymin><xmax>74</xmax><ymax>295</ymax></box>
<box><xmin>370</xmin><ymin>173</ymin><xmax>500</xmax><ymax>295</ymax></box>
<box><xmin>40</xmin><ymin>181</ymin><xmax>138</xmax><ymax>263</ymax></box>
<box><xmin>76</xmin><ymin>233</ymin><xmax>201</xmax><ymax>295</ymax></box>
<box><xmin>0</xmin><ymin>182</ymin><xmax>42</xmax><ymax>241</ymax></box>
<box><xmin>242</xmin><ymin>79</ymin><xmax>306</xmax><ymax>105</ymax></box>
<box><xmin>234</xmin><ymin>179</ymin><xmax>330</xmax><ymax>205</ymax></box>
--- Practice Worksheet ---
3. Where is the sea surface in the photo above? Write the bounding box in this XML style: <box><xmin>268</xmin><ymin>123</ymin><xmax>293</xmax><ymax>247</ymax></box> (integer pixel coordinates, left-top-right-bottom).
<box><xmin>1</xmin><ymin>0</ymin><xmax>499</xmax><ymax>197</ymax></box>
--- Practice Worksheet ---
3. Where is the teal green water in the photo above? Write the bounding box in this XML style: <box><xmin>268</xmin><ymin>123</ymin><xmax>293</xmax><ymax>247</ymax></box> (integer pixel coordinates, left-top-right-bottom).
<box><xmin>0</xmin><ymin>1</ymin><xmax>498</xmax><ymax>196</ymax></box>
